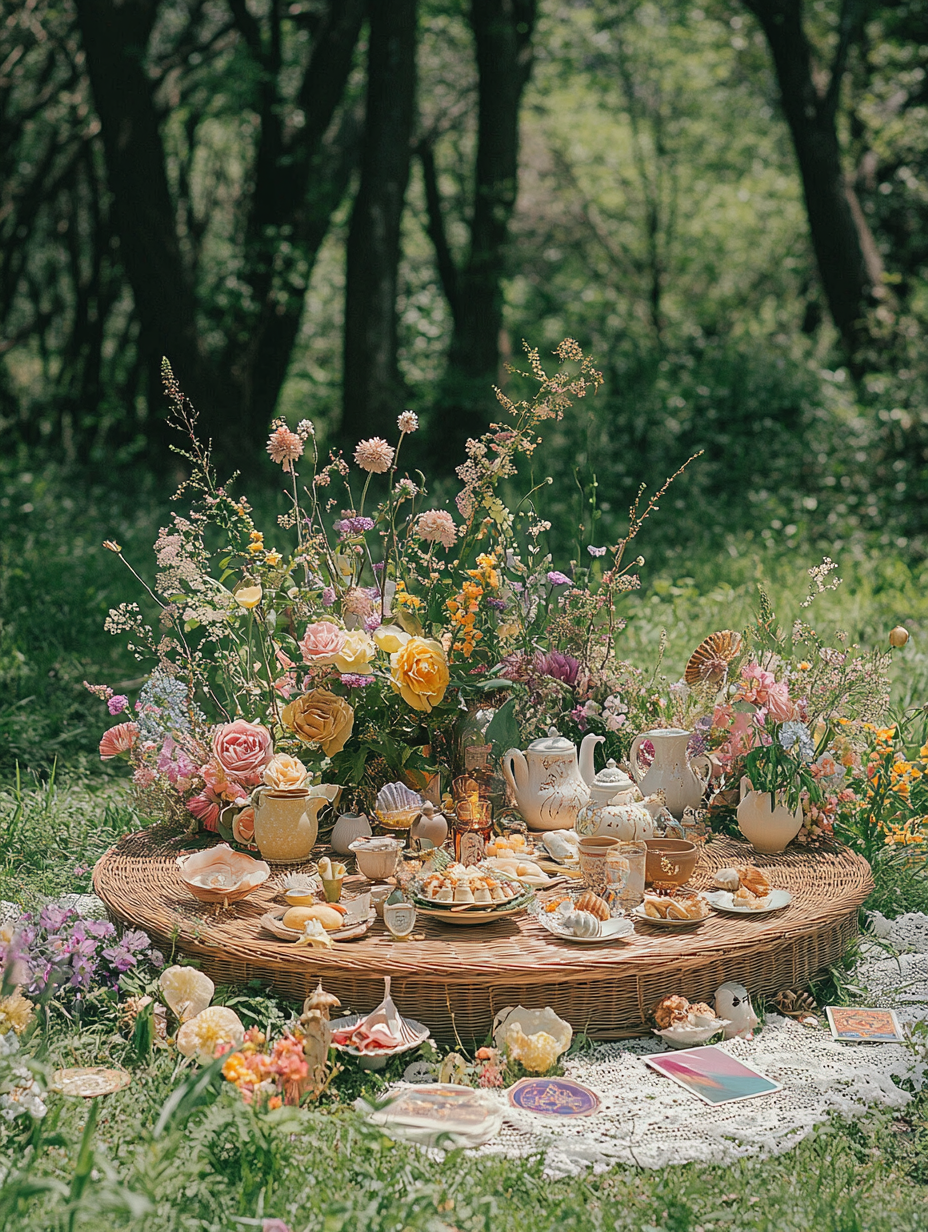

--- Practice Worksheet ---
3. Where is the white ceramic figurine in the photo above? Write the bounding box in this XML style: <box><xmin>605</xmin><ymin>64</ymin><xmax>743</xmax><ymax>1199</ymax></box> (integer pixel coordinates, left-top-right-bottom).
<box><xmin>715</xmin><ymin>981</ymin><xmax>759</xmax><ymax>1039</ymax></box>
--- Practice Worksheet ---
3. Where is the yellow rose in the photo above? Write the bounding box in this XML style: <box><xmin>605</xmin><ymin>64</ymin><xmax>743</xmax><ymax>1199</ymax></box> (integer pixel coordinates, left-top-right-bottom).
<box><xmin>263</xmin><ymin>753</ymin><xmax>308</xmax><ymax>790</ymax></box>
<box><xmin>390</xmin><ymin>637</ymin><xmax>449</xmax><ymax>712</ymax></box>
<box><xmin>373</xmin><ymin>624</ymin><xmax>411</xmax><ymax>654</ymax></box>
<box><xmin>332</xmin><ymin>630</ymin><xmax>375</xmax><ymax>675</ymax></box>
<box><xmin>234</xmin><ymin>585</ymin><xmax>262</xmax><ymax>609</ymax></box>
<box><xmin>281</xmin><ymin>690</ymin><xmax>354</xmax><ymax>756</ymax></box>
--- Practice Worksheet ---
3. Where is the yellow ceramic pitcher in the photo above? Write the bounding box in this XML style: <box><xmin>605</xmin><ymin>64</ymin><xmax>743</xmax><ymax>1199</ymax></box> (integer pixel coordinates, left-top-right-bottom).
<box><xmin>250</xmin><ymin>784</ymin><xmax>341</xmax><ymax>864</ymax></box>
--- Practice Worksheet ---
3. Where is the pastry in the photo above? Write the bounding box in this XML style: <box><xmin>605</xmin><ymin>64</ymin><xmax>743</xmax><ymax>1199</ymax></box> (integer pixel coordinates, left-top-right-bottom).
<box><xmin>575</xmin><ymin>891</ymin><xmax>610</xmax><ymax>921</ymax></box>
<box><xmin>653</xmin><ymin>994</ymin><xmax>690</xmax><ymax>1030</ymax></box>
<box><xmin>737</xmin><ymin>866</ymin><xmax>771</xmax><ymax>897</ymax></box>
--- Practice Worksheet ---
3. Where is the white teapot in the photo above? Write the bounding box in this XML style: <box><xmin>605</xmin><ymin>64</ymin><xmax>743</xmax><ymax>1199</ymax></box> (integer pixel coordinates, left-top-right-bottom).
<box><xmin>576</xmin><ymin>759</ymin><xmax>655</xmax><ymax>842</ymax></box>
<box><xmin>502</xmin><ymin>728</ymin><xmax>602</xmax><ymax>831</ymax></box>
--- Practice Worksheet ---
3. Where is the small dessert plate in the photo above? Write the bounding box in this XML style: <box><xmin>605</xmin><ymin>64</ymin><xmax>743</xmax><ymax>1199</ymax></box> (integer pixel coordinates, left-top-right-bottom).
<box><xmin>705</xmin><ymin>889</ymin><xmax>792</xmax><ymax>916</ymax></box>
<box><xmin>538</xmin><ymin>914</ymin><xmax>634</xmax><ymax>944</ymax></box>
<box><xmin>507</xmin><ymin>1077</ymin><xmax>601</xmax><ymax>1117</ymax></box>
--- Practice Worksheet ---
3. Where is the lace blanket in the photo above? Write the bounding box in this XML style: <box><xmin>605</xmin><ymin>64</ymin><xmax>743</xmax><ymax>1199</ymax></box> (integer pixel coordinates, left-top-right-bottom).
<box><xmin>474</xmin><ymin>910</ymin><xmax>927</xmax><ymax>1176</ymax></box>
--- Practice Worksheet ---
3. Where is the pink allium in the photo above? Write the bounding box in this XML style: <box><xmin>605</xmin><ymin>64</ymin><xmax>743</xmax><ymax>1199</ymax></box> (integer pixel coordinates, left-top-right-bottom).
<box><xmin>298</xmin><ymin>620</ymin><xmax>347</xmax><ymax>665</ymax></box>
<box><xmin>187</xmin><ymin>791</ymin><xmax>220</xmax><ymax>831</ymax></box>
<box><xmin>397</xmin><ymin>410</ymin><xmax>418</xmax><ymax>433</ymax></box>
<box><xmin>211</xmin><ymin>719</ymin><xmax>273</xmax><ymax>787</ymax></box>
<box><xmin>107</xmin><ymin>694</ymin><xmax>129</xmax><ymax>715</ymax></box>
<box><xmin>354</xmin><ymin>437</ymin><xmax>394</xmax><ymax>473</ymax></box>
<box><xmin>266</xmin><ymin>425</ymin><xmax>304</xmax><ymax>472</ymax></box>
<box><xmin>343</xmin><ymin>587</ymin><xmax>373</xmax><ymax>618</ymax></box>
<box><xmin>415</xmin><ymin>509</ymin><xmax>456</xmax><ymax>549</ymax></box>
<box><xmin>99</xmin><ymin>721</ymin><xmax>140</xmax><ymax>760</ymax></box>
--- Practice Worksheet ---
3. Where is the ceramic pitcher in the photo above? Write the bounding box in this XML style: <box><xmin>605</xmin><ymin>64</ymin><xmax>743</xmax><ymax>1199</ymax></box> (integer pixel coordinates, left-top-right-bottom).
<box><xmin>736</xmin><ymin>777</ymin><xmax>803</xmax><ymax>853</ymax></box>
<box><xmin>250</xmin><ymin>784</ymin><xmax>341</xmax><ymax>864</ymax></box>
<box><xmin>627</xmin><ymin>728</ymin><xmax>709</xmax><ymax>819</ymax></box>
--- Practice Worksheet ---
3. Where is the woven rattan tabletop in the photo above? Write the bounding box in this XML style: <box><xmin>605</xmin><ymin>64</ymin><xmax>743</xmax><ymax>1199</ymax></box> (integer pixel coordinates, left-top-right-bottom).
<box><xmin>95</xmin><ymin>828</ymin><xmax>872</xmax><ymax>984</ymax></box>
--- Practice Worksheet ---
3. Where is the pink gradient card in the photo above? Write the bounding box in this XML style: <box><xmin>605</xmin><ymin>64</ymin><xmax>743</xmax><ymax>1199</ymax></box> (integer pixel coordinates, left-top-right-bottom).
<box><xmin>645</xmin><ymin>1045</ymin><xmax>781</xmax><ymax>1105</ymax></box>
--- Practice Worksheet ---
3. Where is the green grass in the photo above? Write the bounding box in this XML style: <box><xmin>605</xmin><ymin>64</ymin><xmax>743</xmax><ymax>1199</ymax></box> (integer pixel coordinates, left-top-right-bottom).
<box><xmin>2</xmin><ymin>467</ymin><xmax>928</xmax><ymax>1230</ymax></box>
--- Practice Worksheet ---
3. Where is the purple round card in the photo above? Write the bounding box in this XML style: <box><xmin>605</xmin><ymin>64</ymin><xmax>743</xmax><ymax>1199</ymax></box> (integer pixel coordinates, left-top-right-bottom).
<box><xmin>507</xmin><ymin>1078</ymin><xmax>601</xmax><ymax>1117</ymax></box>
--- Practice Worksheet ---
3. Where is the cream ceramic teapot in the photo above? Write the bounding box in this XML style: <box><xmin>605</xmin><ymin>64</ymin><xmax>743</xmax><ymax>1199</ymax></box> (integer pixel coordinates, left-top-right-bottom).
<box><xmin>502</xmin><ymin>728</ymin><xmax>602</xmax><ymax>831</ymax></box>
<box><xmin>250</xmin><ymin>783</ymin><xmax>341</xmax><ymax>864</ymax></box>
<box><xmin>576</xmin><ymin>759</ymin><xmax>655</xmax><ymax>841</ymax></box>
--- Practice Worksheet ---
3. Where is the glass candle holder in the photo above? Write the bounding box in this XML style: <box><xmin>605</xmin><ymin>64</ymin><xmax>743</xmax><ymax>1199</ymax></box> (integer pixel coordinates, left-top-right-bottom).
<box><xmin>453</xmin><ymin>801</ymin><xmax>492</xmax><ymax>865</ymax></box>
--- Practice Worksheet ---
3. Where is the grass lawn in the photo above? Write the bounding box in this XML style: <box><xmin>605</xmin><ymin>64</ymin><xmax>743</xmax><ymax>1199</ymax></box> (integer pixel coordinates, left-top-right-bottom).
<box><xmin>1</xmin><ymin>473</ymin><xmax>927</xmax><ymax>1230</ymax></box>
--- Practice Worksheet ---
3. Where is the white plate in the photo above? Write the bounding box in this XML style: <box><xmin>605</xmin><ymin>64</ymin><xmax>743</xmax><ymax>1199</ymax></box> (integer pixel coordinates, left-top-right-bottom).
<box><xmin>631</xmin><ymin>902</ymin><xmax>709</xmax><ymax>928</ymax></box>
<box><xmin>705</xmin><ymin>889</ymin><xmax>792</xmax><ymax>916</ymax></box>
<box><xmin>539</xmin><ymin>914</ymin><xmax>634</xmax><ymax>944</ymax></box>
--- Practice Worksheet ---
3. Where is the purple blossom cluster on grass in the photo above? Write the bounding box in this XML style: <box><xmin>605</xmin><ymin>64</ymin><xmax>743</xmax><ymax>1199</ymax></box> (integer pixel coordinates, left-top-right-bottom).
<box><xmin>1</xmin><ymin>907</ymin><xmax>162</xmax><ymax>999</ymax></box>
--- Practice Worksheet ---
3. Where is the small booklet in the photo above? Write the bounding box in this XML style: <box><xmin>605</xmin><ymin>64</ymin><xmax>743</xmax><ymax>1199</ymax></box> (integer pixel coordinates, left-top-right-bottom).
<box><xmin>825</xmin><ymin>1006</ymin><xmax>904</xmax><ymax>1043</ymax></box>
<box><xmin>645</xmin><ymin>1045</ymin><xmax>781</xmax><ymax>1106</ymax></box>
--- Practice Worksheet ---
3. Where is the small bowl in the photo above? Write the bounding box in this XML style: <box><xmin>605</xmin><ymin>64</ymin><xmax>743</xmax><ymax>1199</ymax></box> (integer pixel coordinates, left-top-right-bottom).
<box><xmin>349</xmin><ymin>836</ymin><xmax>404</xmax><ymax>881</ymax></box>
<box><xmin>177</xmin><ymin>845</ymin><xmax>270</xmax><ymax>905</ymax></box>
<box><xmin>284</xmin><ymin>889</ymin><xmax>318</xmax><ymax>908</ymax></box>
<box><xmin>644</xmin><ymin>838</ymin><xmax>698</xmax><ymax>889</ymax></box>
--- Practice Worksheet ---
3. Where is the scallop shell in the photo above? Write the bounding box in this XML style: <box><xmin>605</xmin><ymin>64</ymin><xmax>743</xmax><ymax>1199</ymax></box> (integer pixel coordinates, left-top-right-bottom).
<box><xmin>176</xmin><ymin>844</ymin><xmax>270</xmax><ymax>904</ymax></box>
<box><xmin>684</xmin><ymin>630</ymin><xmax>743</xmax><ymax>686</ymax></box>
<box><xmin>375</xmin><ymin>782</ymin><xmax>423</xmax><ymax>826</ymax></box>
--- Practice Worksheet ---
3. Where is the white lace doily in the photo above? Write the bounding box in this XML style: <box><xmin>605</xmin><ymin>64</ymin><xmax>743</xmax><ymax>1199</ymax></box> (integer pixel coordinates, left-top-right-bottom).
<box><xmin>434</xmin><ymin>912</ymin><xmax>928</xmax><ymax>1176</ymax></box>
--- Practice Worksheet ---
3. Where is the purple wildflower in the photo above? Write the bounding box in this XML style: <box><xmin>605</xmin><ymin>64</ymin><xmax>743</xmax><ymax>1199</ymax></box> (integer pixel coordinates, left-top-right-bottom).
<box><xmin>373</xmin><ymin>561</ymin><xmax>384</xmax><ymax>574</ymax></box>
<box><xmin>102</xmin><ymin>944</ymin><xmax>137</xmax><ymax>973</ymax></box>
<box><xmin>570</xmin><ymin>703</ymin><xmax>588</xmax><ymax>732</ymax></box>
<box><xmin>107</xmin><ymin>694</ymin><xmax>129</xmax><ymax>715</ymax></box>
<box><xmin>334</xmin><ymin>516</ymin><xmax>375</xmax><ymax>537</ymax></box>
<box><xmin>547</xmin><ymin>570</ymin><xmax>572</xmax><ymax>586</ymax></box>
<box><xmin>340</xmin><ymin>674</ymin><xmax>375</xmax><ymax>688</ymax></box>
<box><xmin>39</xmin><ymin>906</ymin><xmax>74</xmax><ymax>933</ymax></box>
<box><xmin>534</xmin><ymin>650</ymin><xmax>581</xmax><ymax>687</ymax></box>
<box><xmin>587</xmin><ymin>546</ymin><xmax>607</xmax><ymax>557</ymax></box>
<box><xmin>486</xmin><ymin>597</ymin><xmax>507</xmax><ymax>611</ymax></box>
<box><xmin>321</xmin><ymin>587</ymin><xmax>336</xmax><ymax>607</ymax></box>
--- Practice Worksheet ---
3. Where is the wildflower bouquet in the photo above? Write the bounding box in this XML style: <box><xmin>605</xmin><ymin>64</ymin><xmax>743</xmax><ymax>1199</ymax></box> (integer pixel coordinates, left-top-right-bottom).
<box><xmin>836</xmin><ymin>716</ymin><xmax>928</xmax><ymax>859</ymax></box>
<box><xmin>91</xmin><ymin>340</ymin><xmax>696</xmax><ymax>832</ymax></box>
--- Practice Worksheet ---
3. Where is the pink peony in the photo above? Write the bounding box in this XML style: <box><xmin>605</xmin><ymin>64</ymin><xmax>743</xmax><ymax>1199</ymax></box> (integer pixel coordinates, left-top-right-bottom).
<box><xmin>211</xmin><ymin>720</ymin><xmax>273</xmax><ymax>787</ymax></box>
<box><xmin>298</xmin><ymin>620</ymin><xmax>347</xmax><ymax>665</ymax></box>
<box><xmin>187</xmin><ymin>791</ymin><xmax>220</xmax><ymax>831</ymax></box>
<box><xmin>99</xmin><ymin>722</ymin><xmax>140</xmax><ymax>760</ymax></box>
<box><xmin>415</xmin><ymin>509</ymin><xmax>456</xmax><ymax>549</ymax></box>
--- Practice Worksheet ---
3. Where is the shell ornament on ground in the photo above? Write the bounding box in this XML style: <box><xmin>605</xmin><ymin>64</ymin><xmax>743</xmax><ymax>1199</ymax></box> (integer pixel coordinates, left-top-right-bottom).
<box><xmin>159</xmin><ymin>965</ymin><xmax>214</xmax><ymax>1022</ymax></box>
<box><xmin>772</xmin><ymin>988</ymin><xmax>818</xmax><ymax>1018</ymax></box>
<box><xmin>493</xmin><ymin>1005</ymin><xmax>573</xmax><ymax>1074</ymax></box>
<box><xmin>176</xmin><ymin>844</ymin><xmax>270</xmax><ymax>905</ymax></box>
<box><xmin>684</xmin><ymin>630</ymin><xmax>743</xmax><ymax>686</ymax></box>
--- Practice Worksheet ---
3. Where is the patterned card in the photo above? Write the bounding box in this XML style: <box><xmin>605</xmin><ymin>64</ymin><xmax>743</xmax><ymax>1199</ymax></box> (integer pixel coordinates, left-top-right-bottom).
<box><xmin>825</xmin><ymin>1007</ymin><xmax>904</xmax><ymax>1043</ymax></box>
<box><xmin>645</xmin><ymin>1045</ymin><xmax>781</xmax><ymax>1105</ymax></box>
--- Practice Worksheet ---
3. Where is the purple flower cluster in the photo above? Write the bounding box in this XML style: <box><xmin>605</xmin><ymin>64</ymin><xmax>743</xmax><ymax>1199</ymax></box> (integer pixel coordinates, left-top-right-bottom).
<box><xmin>547</xmin><ymin>571</ymin><xmax>572</xmax><ymax>586</ymax></box>
<box><xmin>340</xmin><ymin>673</ymin><xmax>376</xmax><ymax>688</ymax></box>
<box><xmin>1</xmin><ymin>907</ymin><xmax>162</xmax><ymax>1000</ymax></box>
<box><xmin>485</xmin><ymin>597</ymin><xmax>507</xmax><ymax>612</ymax></box>
<box><xmin>334</xmin><ymin>516</ymin><xmax>375</xmax><ymax>537</ymax></box>
<box><xmin>535</xmin><ymin>650</ymin><xmax>581</xmax><ymax>687</ymax></box>
<box><xmin>107</xmin><ymin>694</ymin><xmax>129</xmax><ymax>715</ymax></box>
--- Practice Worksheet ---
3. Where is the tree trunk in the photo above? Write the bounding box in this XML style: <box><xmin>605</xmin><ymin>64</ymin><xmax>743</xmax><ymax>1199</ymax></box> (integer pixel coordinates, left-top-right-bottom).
<box><xmin>423</xmin><ymin>0</ymin><xmax>536</xmax><ymax>469</ymax></box>
<box><xmin>341</xmin><ymin>0</ymin><xmax>418</xmax><ymax>444</ymax></box>
<box><xmin>744</xmin><ymin>0</ymin><xmax>883</xmax><ymax>361</ymax></box>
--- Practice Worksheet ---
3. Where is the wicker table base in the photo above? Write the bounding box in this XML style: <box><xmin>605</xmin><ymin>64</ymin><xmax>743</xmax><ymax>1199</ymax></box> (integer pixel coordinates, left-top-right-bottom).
<box><xmin>94</xmin><ymin>829</ymin><xmax>872</xmax><ymax>1043</ymax></box>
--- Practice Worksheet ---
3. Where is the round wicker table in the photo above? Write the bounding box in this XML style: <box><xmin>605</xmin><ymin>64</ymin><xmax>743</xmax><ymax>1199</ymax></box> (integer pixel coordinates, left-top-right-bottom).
<box><xmin>94</xmin><ymin>829</ymin><xmax>872</xmax><ymax>1043</ymax></box>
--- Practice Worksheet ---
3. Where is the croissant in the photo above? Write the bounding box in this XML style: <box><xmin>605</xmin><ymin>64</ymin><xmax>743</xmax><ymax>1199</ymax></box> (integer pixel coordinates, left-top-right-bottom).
<box><xmin>738</xmin><ymin>866</ymin><xmax>771</xmax><ymax>897</ymax></box>
<box><xmin>576</xmin><ymin>890</ymin><xmax>610</xmax><ymax>921</ymax></box>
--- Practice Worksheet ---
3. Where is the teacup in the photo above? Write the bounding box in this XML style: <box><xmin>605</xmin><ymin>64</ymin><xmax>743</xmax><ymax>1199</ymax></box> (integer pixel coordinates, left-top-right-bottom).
<box><xmin>578</xmin><ymin>835</ymin><xmax>621</xmax><ymax>892</ymax></box>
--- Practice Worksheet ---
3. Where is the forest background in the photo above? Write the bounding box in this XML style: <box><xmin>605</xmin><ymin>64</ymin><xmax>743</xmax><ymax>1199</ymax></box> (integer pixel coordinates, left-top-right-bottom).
<box><xmin>2</xmin><ymin>0</ymin><xmax>928</xmax><ymax>774</ymax></box>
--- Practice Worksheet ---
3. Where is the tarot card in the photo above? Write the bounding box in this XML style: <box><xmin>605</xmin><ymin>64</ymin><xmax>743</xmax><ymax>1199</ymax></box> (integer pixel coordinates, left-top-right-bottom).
<box><xmin>825</xmin><ymin>1006</ymin><xmax>904</xmax><ymax>1043</ymax></box>
<box><xmin>645</xmin><ymin>1045</ymin><xmax>781</xmax><ymax>1105</ymax></box>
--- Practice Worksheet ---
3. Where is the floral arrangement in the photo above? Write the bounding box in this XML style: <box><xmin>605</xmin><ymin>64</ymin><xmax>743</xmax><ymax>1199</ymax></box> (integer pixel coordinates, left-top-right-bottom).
<box><xmin>90</xmin><ymin>340</ymin><xmax>697</xmax><ymax>831</ymax></box>
<box><xmin>835</xmin><ymin>717</ymin><xmax>928</xmax><ymax>858</ymax></box>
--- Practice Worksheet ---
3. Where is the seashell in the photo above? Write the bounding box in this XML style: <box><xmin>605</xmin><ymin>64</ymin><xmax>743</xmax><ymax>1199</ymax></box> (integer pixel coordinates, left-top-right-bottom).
<box><xmin>280</xmin><ymin>872</ymin><xmax>319</xmax><ymax>893</ymax></box>
<box><xmin>375</xmin><ymin>781</ymin><xmax>423</xmax><ymax>821</ymax></box>
<box><xmin>493</xmin><ymin>1006</ymin><xmax>572</xmax><ymax>1073</ymax></box>
<box><xmin>559</xmin><ymin>909</ymin><xmax>602</xmax><ymax>938</ymax></box>
<box><xmin>684</xmin><ymin>630</ymin><xmax>743</xmax><ymax>686</ymax></box>
<box><xmin>575</xmin><ymin>890</ymin><xmax>610</xmax><ymax>921</ymax></box>
<box><xmin>737</xmin><ymin>865</ymin><xmax>771</xmax><ymax>897</ymax></box>
<box><xmin>653</xmin><ymin>994</ymin><xmax>690</xmax><ymax>1030</ymax></box>
<box><xmin>772</xmin><ymin>988</ymin><xmax>817</xmax><ymax>1018</ymax></box>
<box><xmin>177</xmin><ymin>845</ymin><xmax>270</xmax><ymax>904</ymax></box>
<box><xmin>159</xmin><ymin>966</ymin><xmax>214</xmax><ymax>1022</ymax></box>
<box><xmin>713</xmin><ymin>867</ymin><xmax>741</xmax><ymax>892</ymax></box>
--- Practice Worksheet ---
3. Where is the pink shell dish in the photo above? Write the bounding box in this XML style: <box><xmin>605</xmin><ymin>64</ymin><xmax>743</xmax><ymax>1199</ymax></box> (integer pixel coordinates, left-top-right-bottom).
<box><xmin>177</xmin><ymin>844</ymin><xmax>271</xmax><ymax>905</ymax></box>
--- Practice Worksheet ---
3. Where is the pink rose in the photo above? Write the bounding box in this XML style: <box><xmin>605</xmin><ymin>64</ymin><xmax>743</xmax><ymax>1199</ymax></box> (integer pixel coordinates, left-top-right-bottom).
<box><xmin>211</xmin><ymin>719</ymin><xmax>273</xmax><ymax>787</ymax></box>
<box><xmin>766</xmin><ymin>682</ymin><xmax>795</xmax><ymax>722</ymax></box>
<box><xmin>298</xmin><ymin>621</ymin><xmax>347</xmax><ymax>666</ymax></box>
<box><xmin>232</xmin><ymin>806</ymin><xmax>256</xmax><ymax>845</ymax></box>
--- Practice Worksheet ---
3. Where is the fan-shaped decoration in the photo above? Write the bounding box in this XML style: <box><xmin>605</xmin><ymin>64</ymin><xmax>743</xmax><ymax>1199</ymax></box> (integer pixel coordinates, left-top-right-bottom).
<box><xmin>684</xmin><ymin>630</ymin><xmax>743</xmax><ymax>686</ymax></box>
<box><xmin>772</xmin><ymin>988</ymin><xmax>817</xmax><ymax>1018</ymax></box>
<box><xmin>374</xmin><ymin>782</ymin><xmax>423</xmax><ymax>830</ymax></box>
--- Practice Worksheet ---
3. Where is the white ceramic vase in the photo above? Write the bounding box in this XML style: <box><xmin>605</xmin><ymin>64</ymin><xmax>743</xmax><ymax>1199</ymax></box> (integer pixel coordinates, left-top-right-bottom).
<box><xmin>330</xmin><ymin>811</ymin><xmax>372</xmax><ymax>855</ymax></box>
<box><xmin>736</xmin><ymin>778</ymin><xmax>803</xmax><ymax>854</ymax></box>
